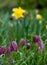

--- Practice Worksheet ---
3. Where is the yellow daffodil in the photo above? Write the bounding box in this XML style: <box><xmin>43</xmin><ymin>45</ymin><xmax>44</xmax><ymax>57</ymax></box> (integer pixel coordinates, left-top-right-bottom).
<box><xmin>36</xmin><ymin>14</ymin><xmax>42</xmax><ymax>20</ymax></box>
<box><xmin>12</xmin><ymin>7</ymin><xmax>26</xmax><ymax>19</ymax></box>
<box><xmin>46</xmin><ymin>25</ymin><xmax>47</xmax><ymax>30</ymax></box>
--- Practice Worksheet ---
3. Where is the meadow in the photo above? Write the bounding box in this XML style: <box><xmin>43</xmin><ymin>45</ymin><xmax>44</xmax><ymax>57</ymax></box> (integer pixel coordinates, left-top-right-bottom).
<box><xmin>0</xmin><ymin>7</ymin><xmax>47</xmax><ymax>65</ymax></box>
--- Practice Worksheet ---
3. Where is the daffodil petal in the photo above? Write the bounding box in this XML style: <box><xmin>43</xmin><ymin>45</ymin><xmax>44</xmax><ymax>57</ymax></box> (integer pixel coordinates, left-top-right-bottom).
<box><xmin>12</xmin><ymin>13</ymin><xmax>15</xmax><ymax>17</ymax></box>
<box><xmin>12</xmin><ymin>8</ymin><xmax>18</xmax><ymax>12</ymax></box>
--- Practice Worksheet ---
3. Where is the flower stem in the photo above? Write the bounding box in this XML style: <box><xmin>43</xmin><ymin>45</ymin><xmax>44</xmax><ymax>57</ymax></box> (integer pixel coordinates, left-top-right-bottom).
<box><xmin>17</xmin><ymin>20</ymin><xmax>19</xmax><ymax>43</ymax></box>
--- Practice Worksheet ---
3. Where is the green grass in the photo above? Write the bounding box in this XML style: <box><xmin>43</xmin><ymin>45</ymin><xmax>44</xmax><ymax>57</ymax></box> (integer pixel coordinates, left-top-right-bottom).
<box><xmin>0</xmin><ymin>8</ymin><xmax>47</xmax><ymax>65</ymax></box>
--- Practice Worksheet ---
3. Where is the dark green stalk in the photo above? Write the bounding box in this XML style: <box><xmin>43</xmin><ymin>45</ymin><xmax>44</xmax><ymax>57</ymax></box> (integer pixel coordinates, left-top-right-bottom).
<box><xmin>26</xmin><ymin>19</ymin><xmax>30</xmax><ymax>42</ymax></box>
<box><xmin>26</xmin><ymin>25</ymin><xmax>28</xmax><ymax>42</ymax></box>
<box><xmin>22</xmin><ymin>18</ymin><xmax>25</xmax><ymax>38</ymax></box>
<box><xmin>17</xmin><ymin>20</ymin><xmax>19</xmax><ymax>43</ymax></box>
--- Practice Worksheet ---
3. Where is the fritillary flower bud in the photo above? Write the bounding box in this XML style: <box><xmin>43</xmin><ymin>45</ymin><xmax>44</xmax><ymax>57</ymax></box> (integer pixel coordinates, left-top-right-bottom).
<box><xmin>0</xmin><ymin>46</ymin><xmax>6</xmax><ymax>55</ymax></box>
<box><xmin>10</xmin><ymin>41</ymin><xmax>18</xmax><ymax>52</ymax></box>
<box><xmin>26</xmin><ymin>43</ymin><xmax>30</xmax><ymax>49</ymax></box>
<box><xmin>33</xmin><ymin>35</ymin><xmax>39</xmax><ymax>43</ymax></box>
<box><xmin>20</xmin><ymin>38</ymin><xmax>26</xmax><ymax>46</ymax></box>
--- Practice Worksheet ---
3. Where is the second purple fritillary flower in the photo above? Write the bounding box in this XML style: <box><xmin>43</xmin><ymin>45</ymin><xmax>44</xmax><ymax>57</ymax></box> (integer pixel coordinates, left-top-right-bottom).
<box><xmin>33</xmin><ymin>35</ymin><xmax>39</xmax><ymax>43</ymax></box>
<box><xmin>26</xmin><ymin>43</ymin><xmax>30</xmax><ymax>49</ymax></box>
<box><xmin>10</xmin><ymin>41</ymin><xmax>18</xmax><ymax>52</ymax></box>
<box><xmin>0</xmin><ymin>46</ymin><xmax>6</xmax><ymax>55</ymax></box>
<box><xmin>20</xmin><ymin>38</ymin><xmax>26</xmax><ymax>46</ymax></box>
<box><xmin>33</xmin><ymin>35</ymin><xmax>44</xmax><ymax>52</ymax></box>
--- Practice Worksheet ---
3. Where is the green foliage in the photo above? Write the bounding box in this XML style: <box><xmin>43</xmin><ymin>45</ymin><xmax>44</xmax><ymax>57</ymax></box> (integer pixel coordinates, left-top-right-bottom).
<box><xmin>0</xmin><ymin>9</ymin><xmax>47</xmax><ymax>65</ymax></box>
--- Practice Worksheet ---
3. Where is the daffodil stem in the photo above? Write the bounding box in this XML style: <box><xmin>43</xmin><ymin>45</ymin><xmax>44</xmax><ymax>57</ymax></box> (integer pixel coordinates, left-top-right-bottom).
<box><xmin>17</xmin><ymin>20</ymin><xmax>19</xmax><ymax>43</ymax></box>
<box><xmin>26</xmin><ymin>26</ymin><xmax>28</xmax><ymax>42</ymax></box>
<box><xmin>22</xmin><ymin>18</ymin><xmax>25</xmax><ymax>38</ymax></box>
<box><xmin>22</xmin><ymin>21</ymin><xmax>25</xmax><ymax>38</ymax></box>
<box><xmin>26</xmin><ymin>20</ymin><xmax>30</xmax><ymax>42</ymax></box>
<box><xmin>39</xmin><ymin>21</ymin><xmax>42</xmax><ymax>39</ymax></box>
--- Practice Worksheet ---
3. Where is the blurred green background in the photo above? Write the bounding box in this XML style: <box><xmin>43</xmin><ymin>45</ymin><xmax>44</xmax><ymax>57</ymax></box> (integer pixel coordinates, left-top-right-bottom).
<box><xmin>0</xmin><ymin>0</ymin><xmax>47</xmax><ymax>9</ymax></box>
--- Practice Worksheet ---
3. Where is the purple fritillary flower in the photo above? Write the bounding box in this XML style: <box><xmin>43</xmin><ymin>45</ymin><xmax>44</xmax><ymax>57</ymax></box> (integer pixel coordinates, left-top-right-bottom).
<box><xmin>0</xmin><ymin>46</ymin><xmax>6</xmax><ymax>55</ymax></box>
<box><xmin>26</xmin><ymin>43</ymin><xmax>30</xmax><ymax>49</ymax></box>
<box><xmin>33</xmin><ymin>35</ymin><xmax>39</xmax><ymax>43</ymax></box>
<box><xmin>20</xmin><ymin>38</ymin><xmax>26</xmax><ymax>46</ymax></box>
<box><xmin>7</xmin><ymin>47</ymin><xmax>11</xmax><ymax>54</ymax></box>
<box><xmin>10</xmin><ymin>41</ymin><xmax>18</xmax><ymax>52</ymax></box>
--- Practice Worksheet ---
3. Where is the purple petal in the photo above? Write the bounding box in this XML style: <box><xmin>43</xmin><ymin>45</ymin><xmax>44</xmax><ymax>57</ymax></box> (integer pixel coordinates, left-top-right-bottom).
<box><xmin>0</xmin><ymin>46</ymin><xmax>6</xmax><ymax>55</ymax></box>
<box><xmin>10</xmin><ymin>41</ymin><xmax>18</xmax><ymax>52</ymax></box>
<box><xmin>20</xmin><ymin>38</ymin><xmax>25</xmax><ymax>46</ymax></box>
<box><xmin>33</xmin><ymin>35</ymin><xmax>39</xmax><ymax>43</ymax></box>
<box><xmin>26</xmin><ymin>43</ymin><xmax>30</xmax><ymax>49</ymax></box>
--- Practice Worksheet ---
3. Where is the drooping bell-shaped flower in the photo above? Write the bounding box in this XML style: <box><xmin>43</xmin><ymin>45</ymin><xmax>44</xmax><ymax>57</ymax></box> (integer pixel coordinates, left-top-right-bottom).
<box><xmin>26</xmin><ymin>43</ymin><xmax>30</xmax><ymax>49</ymax></box>
<box><xmin>20</xmin><ymin>38</ymin><xmax>26</xmax><ymax>46</ymax></box>
<box><xmin>10</xmin><ymin>41</ymin><xmax>18</xmax><ymax>52</ymax></box>
<box><xmin>33</xmin><ymin>35</ymin><xmax>39</xmax><ymax>43</ymax></box>
<box><xmin>0</xmin><ymin>46</ymin><xmax>6</xmax><ymax>55</ymax></box>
